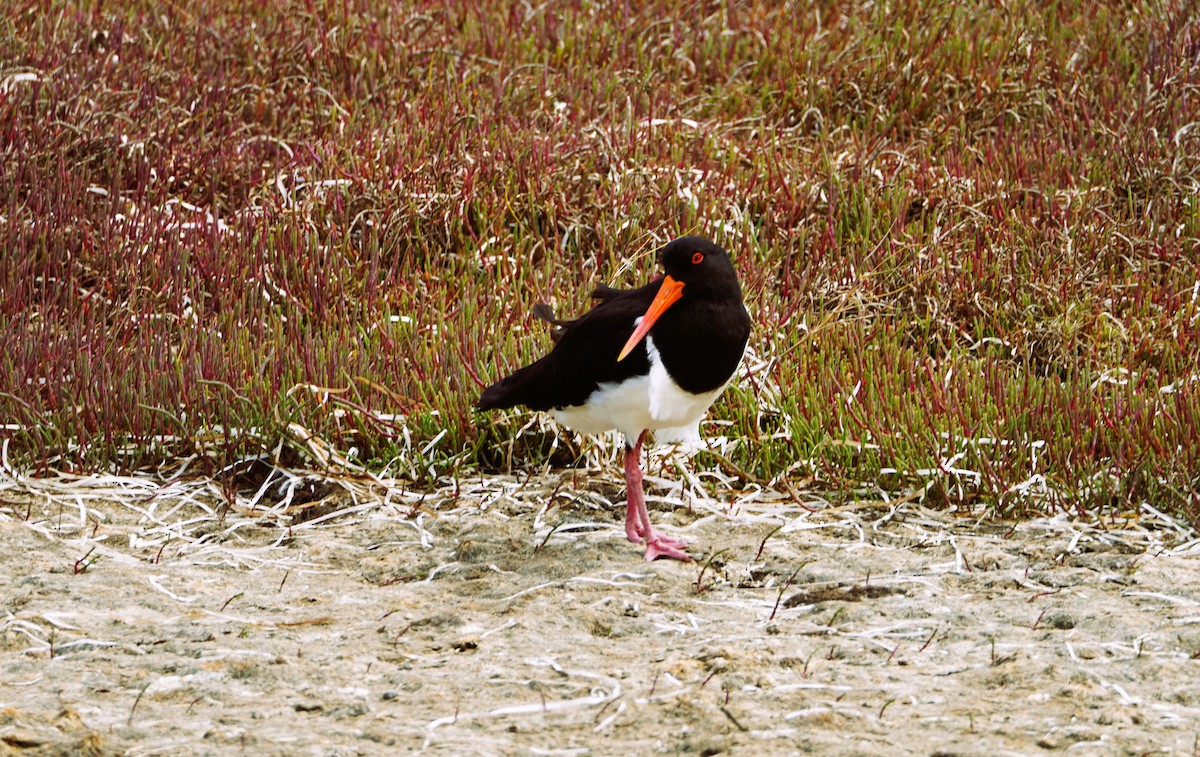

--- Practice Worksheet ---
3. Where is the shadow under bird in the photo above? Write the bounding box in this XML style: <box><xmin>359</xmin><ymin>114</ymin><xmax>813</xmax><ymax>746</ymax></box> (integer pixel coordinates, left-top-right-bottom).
<box><xmin>477</xmin><ymin>236</ymin><xmax>752</xmax><ymax>561</ymax></box>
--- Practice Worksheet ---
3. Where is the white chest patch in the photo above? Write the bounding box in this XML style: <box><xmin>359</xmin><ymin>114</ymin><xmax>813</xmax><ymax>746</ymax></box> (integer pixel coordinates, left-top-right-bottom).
<box><xmin>550</xmin><ymin>335</ymin><xmax>729</xmax><ymax>443</ymax></box>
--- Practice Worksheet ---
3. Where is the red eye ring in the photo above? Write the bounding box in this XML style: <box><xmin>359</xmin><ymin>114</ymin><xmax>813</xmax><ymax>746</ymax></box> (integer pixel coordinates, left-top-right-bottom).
<box><xmin>691</xmin><ymin>252</ymin><xmax>704</xmax><ymax>264</ymax></box>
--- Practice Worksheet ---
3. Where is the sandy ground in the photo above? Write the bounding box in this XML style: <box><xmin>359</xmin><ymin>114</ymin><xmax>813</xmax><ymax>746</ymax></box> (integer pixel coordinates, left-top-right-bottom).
<box><xmin>3</xmin><ymin>464</ymin><xmax>1200</xmax><ymax>757</ymax></box>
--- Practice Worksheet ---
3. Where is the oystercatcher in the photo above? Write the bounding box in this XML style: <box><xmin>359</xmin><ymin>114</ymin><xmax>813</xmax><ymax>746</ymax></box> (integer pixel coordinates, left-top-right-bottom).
<box><xmin>477</xmin><ymin>237</ymin><xmax>751</xmax><ymax>561</ymax></box>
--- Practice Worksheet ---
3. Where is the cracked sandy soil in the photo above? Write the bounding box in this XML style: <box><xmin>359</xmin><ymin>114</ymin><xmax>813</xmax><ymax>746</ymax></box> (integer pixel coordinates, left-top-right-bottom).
<box><xmin>2</xmin><ymin>471</ymin><xmax>1200</xmax><ymax>756</ymax></box>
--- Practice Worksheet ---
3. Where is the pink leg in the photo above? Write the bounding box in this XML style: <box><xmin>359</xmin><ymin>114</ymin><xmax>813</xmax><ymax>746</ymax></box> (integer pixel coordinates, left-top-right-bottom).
<box><xmin>623</xmin><ymin>431</ymin><xmax>691</xmax><ymax>562</ymax></box>
<box><xmin>623</xmin><ymin>431</ymin><xmax>648</xmax><ymax>543</ymax></box>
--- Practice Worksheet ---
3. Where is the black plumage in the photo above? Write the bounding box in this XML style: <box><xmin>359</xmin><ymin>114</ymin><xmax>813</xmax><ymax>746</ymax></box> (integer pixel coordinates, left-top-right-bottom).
<box><xmin>478</xmin><ymin>236</ymin><xmax>751</xmax><ymax>561</ymax></box>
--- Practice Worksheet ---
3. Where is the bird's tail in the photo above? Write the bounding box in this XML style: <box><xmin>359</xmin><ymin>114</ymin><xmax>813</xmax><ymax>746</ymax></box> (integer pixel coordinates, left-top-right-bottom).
<box><xmin>476</xmin><ymin>360</ymin><xmax>552</xmax><ymax>411</ymax></box>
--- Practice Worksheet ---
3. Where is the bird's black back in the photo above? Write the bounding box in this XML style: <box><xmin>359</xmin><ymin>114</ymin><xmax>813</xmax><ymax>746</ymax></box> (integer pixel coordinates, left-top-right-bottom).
<box><xmin>477</xmin><ymin>281</ymin><xmax>657</xmax><ymax>411</ymax></box>
<box><xmin>477</xmin><ymin>237</ymin><xmax>751</xmax><ymax>412</ymax></box>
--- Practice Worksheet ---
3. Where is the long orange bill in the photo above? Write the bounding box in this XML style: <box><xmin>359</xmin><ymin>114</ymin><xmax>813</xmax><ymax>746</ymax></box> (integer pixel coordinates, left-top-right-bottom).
<box><xmin>617</xmin><ymin>275</ymin><xmax>685</xmax><ymax>362</ymax></box>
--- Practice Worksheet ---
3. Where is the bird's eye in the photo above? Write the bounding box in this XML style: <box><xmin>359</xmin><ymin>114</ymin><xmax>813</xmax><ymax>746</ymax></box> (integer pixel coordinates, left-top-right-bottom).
<box><xmin>691</xmin><ymin>252</ymin><xmax>704</xmax><ymax>264</ymax></box>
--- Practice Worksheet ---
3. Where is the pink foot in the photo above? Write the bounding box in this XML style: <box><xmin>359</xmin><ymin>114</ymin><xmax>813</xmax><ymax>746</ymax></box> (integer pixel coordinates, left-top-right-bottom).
<box><xmin>642</xmin><ymin>529</ymin><xmax>692</xmax><ymax>562</ymax></box>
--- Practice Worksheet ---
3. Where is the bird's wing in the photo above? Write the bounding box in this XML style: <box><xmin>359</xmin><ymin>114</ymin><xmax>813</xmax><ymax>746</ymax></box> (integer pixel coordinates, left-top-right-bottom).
<box><xmin>477</xmin><ymin>281</ymin><xmax>660</xmax><ymax>411</ymax></box>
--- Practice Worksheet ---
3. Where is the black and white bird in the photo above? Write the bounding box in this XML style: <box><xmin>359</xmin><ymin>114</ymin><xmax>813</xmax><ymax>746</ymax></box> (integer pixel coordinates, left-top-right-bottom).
<box><xmin>477</xmin><ymin>237</ymin><xmax>752</xmax><ymax>561</ymax></box>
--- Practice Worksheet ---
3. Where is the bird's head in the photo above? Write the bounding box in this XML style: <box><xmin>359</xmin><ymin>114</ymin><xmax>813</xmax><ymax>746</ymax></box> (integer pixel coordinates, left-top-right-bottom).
<box><xmin>658</xmin><ymin>236</ymin><xmax>739</xmax><ymax>296</ymax></box>
<box><xmin>617</xmin><ymin>237</ymin><xmax>741</xmax><ymax>361</ymax></box>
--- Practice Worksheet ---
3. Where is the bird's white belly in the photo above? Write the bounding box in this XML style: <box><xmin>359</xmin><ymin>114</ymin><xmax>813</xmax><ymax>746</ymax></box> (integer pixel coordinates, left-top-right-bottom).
<box><xmin>550</xmin><ymin>336</ymin><xmax>727</xmax><ymax>443</ymax></box>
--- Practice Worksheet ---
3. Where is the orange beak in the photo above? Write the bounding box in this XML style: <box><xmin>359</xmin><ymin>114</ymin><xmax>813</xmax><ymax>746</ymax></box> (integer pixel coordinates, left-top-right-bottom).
<box><xmin>617</xmin><ymin>275</ymin><xmax>685</xmax><ymax>362</ymax></box>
